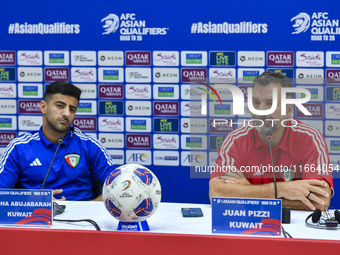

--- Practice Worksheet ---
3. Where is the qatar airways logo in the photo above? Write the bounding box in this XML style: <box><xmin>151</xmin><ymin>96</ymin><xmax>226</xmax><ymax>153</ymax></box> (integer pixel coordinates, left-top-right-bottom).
<box><xmin>18</xmin><ymin>100</ymin><xmax>41</xmax><ymax>114</ymax></box>
<box><xmin>199</xmin><ymin>84</ymin><xmax>312</xmax><ymax>116</ymax></box>
<box><xmin>181</xmin><ymin>68</ymin><xmax>207</xmax><ymax>83</ymax></box>
<box><xmin>45</xmin><ymin>68</ymin><xmax>69</xmax><ymax>81</ymax></box>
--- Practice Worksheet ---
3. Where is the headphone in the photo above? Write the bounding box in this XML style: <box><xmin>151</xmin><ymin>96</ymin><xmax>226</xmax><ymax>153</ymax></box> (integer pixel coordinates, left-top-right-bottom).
<box><xmin>305</xmin><ymin>208</ymin><xmax>340</xmax><ymax>230</ymax></box>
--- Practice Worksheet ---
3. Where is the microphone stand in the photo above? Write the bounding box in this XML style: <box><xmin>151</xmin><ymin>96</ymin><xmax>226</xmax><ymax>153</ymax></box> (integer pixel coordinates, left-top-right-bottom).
<box><xmin>266</xmin><ymin>131</ymin><xmax>290</xmax><ymax>224</ymax></box>
<box><xmin>42</xmin><ymin>136</ymin><xmax>66</xmax><ymax>216</ymax></box>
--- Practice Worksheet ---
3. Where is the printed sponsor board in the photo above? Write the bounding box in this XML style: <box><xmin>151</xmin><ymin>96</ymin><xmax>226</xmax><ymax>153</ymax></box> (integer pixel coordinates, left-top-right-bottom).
<box><xmin>74</xmin><ymin>84</ymin><xmax>97</xmax><ymax>99</ymax></box>
<box><xmin>0</xmin><ymin>132</ymin><xmax>17</xmax><ymax>146</ymax></box>
<box><xmin>153</xmin><ymin>84</ymin><xmax>179</xmax><ymax>100</ymax></box>
<box><xmin>126</xmin><ymin>117</ymin><xmax>152</xmax><ymax>132</ymax></box>
<box><xmin>181</xmin><ymin>118</ymin><xmax>207</xmax><ymax>133</ymax></box>
<box><xmin>125</xmin><ymin>68</ymin><xmax>151</xmax><ymax>83</ymax></box>
<box><xmin>71</xmin><ymin>51</ymin><xmax>96</xmax><ymax>66</ymax></box>
<box><xmin>153</xmin><ymin>68</ymin><xmax>179</xmax><ymax>83</ymax></box>
<box><xmin>238</xmin><ymin>51</ymin><xmax>265</xmax><ymax>67</ymax></box>
<box><xmin>153</xmin><ymin>134</ymin><xmax>179</xmax><ymax>149</ymax></box>
<box><xmin>126</xmin><ymin>150</ymin><xmax>152</xmax><ymax>165</ymax></box>
<box><xmin>98</xmin><ymin>133</ymin><xmax>124</xmax><ymax>148</ymax></box>
<box><xmin>0</xmin><ymin>116</ymin><xmax>17</xmax><ymax>130</ymax></box>
<box><xmin>98</xmin><ymin>101</ymin><xmax>124</xmax><ymax>115</ymax></box>
<box><xmin>17</xmin><ymin>51</ymin><xmax>43</xmax><ymax>66</ymax></box>
<box><xmin>153</xmin><ymin>118</ymin><xmax>179</xmax><ymax>133</ymax></box>
<box><xmin>98</xmin><ymin>51</ymin><xmax>124</xmax><ymax>66</ymax></box>
<box><xmin>0</xmin><ymin>68</ymin><xmax>15</xmax><ymax>82</ymax></box>
<box><xmin>153</xmin><ymin>151</ymin><xmax>179</xmax><ymax>166</ymax></box>
<box><xmin>0</xmin><ymin>83</ymin><xmax>16</xmax><ymax>98</ymax></box>
<box><xmin>18</xmin><ymin>116</ymin><xmax>42</xmax><ymax>130</ymax></box>
<box><xmin>44</xmin><ymin>68</ymin><xmax>69</xmax><ymax>82</ymax></box>
<box><xmin>181</xmin><ymin>135</ymin><xmax>207</xmax><ymax>150</ymax></box>
<box><xmin>44</xmin><ymin>51</ymin><xmax>69</xmax><ymax>66</ymax></box>
<box><xmin>154</xmin><ymin>101</ymin><xmax>179</xmax><ymax>116</ymax></box>
<box><xmin>0</xmin><ymin>51</ymin><xmax>15</xmax><ymax>65</ymax></box>
<box><xmin>18</xmin><ymin>83</ymin><xmax>42</xmax><ymax>98</ymax></box>
<box><xmin>153</xmin><ymin>51</ymin><xmax>179</xmax><ymax>66</ymax></box>
<box><xmin>18</xmin><ymin>67</ymin><xmax>43</xmax><ymax>82</ymax></box>
<box><xmin>125</xmin><ymin>84</ymin><xmax>151</xmax><ymax>99</ymax></box>
<box><xmin>107</xmin><ymin>150</ymin><xmax>125</xmax><ymax>165</ymax></box>
<box><xmin>71</xmin><ymin>68</ymin><xmax>96</xmax><ymax>83</ymax></box>
<box><xmin>126</xmin><ymin>51</ymin><xmax>151</xmax><ymax>66</ymax></box>
<box><xmin>98</xmin><ymin>84</ymin><xmax>123</xmax><ymax>99</ymax></box>
<box><xmin>72</xmin><ymin>117</ymin><xmax>97</xmax><ymax>131</ymax></box>
<box><xmin>209</xmin><ymin>51</ymin><xmax>236</xmax><ymax>66</ymax></box>
<box><xmin>181</xmin><ymin>51</ymin><xmax>207</xmax><ymax>66</ymax></box>
<box><xmin>126</xmin><ymin>101</ymin><xmax>151</xmax><ymax>116</ymax></box>
<box><xmin>76</xmin><ymin>100</ymin><xmax>97</xmax><ymax>115</ymax></box>
<box><xmin>126</xmin><ymin>134</ymin><xmax>151</xmax><ymax>148</ymax></box>
<box><xmin>98</xmin><ymin>117</ymin><xmax>124</xmax><ymax>132</ymax></box>
<box><xmin>0</xmin><ymin>96</ymin><xmax>16</xmax><ymax>114</ymax></box>
<box><xmin>18</xmin><ymin>100</ymin><xmax>40</xmax><ymax>114</ymax></box>
<box><xmin>98</xmin><ymin>68</ymin><xmax>124</xmax><ymax>83</ymax></box>
<box><xmin>267</xmin><ymin>51</ymin><xmax>294</xmax><ymax>67</ymax></box>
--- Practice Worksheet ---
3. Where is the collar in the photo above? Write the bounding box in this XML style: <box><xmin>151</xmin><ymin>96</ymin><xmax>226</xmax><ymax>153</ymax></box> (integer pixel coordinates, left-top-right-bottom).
<box><xmin>253</xmin><ymin>124</ymin><xmax>290</xmax><ymax>152</ymax></box>
<box><xmin>39</xmin><ymin>126</ymin><xmax>73</xmax><ymax>148</ymax></box>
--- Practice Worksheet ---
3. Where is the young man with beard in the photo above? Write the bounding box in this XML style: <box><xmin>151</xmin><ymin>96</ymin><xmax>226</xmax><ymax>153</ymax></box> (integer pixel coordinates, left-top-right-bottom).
<box><xmin>209</xmin><ymin>72</ymin><xmax>333</xmax><ymax>210</ymax></box>
<box><xmin>0</xmin><ymin>81</ymin><xmax>116</xmax><ymax>201</ymax></box>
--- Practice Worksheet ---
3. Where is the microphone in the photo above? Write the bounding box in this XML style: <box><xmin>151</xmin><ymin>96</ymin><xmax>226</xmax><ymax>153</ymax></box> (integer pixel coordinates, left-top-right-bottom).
<box><xmin>42</xmin><ymin>136</ymin><xmax>64</xmax><ymax>189</ymax></box>
<box><xmin>266</xmin><ymin>131</ymin><xmax>291</xmax><ymax>224</ymax></box>
<box><xmin>41</xmin><ymin>136</ymin><xmax>66</xmax><ymax>217</ymax></box>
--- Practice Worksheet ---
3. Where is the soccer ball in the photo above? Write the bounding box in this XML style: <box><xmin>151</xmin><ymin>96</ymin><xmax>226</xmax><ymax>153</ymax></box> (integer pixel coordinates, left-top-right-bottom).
<box><xmin>103</xmin><ymin>164</ymin><xmax>162</xmax><ymax>222</ymax></box>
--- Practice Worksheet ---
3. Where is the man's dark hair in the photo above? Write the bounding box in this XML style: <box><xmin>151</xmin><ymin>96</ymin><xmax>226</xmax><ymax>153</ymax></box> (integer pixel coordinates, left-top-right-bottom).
<box><xmin>251</xmin><ymin>71</ymin><xmax>294</xmax><ymax>99</ymax></box>
<box><xmin>44</xmin><ymin>81</ymin><xmax>81</xmax><ymax>102</ymax></box>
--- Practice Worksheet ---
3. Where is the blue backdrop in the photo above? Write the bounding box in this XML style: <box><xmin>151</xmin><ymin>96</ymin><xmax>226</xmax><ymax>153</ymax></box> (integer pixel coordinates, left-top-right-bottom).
<box><xmin>0</xmin><ymin>0</ymin><xmax>339</xmax><ymax>207</ymax></box>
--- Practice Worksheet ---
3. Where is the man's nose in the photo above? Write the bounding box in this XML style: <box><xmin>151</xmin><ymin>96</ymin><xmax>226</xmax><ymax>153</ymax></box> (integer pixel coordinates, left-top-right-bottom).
<box><xmin>62</xmin><ymin>107</ymin><xmax>71</xmax><ymax>117</ymax></box>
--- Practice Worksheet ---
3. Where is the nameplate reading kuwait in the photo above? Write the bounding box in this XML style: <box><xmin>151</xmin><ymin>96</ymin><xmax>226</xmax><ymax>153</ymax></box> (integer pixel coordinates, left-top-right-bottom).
<box><xmin>0</xmin><ymin>189</ymin><xmax>53</xmax><ymax>226</ymax></box>
<box><xmin>212</xmin><ymin>197</ymin><xmax>281</xmax><ymax>236</ymax></box>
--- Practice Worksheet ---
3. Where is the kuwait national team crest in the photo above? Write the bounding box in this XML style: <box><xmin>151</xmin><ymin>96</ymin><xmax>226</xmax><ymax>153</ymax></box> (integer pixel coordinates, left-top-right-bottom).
<box><xmin>65</xmin><ymin>153</ymin><xmax>80</xmax><ymax>168</ymax></box>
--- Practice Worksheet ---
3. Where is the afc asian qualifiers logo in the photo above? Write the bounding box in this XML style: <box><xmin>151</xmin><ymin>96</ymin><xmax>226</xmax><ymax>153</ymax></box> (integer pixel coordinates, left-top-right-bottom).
<box><xmin>291</xmin><ymin>13</ymin><xmax>310</xmax><ymax>34</ymax></box>
<box><xmin>65</xmin><ymin>153</ymin><xmax>80</xmax><ymax>168</ymax></box>
<box><xmin>102</xmin><ymin>14</ymin><xmax>120</xmax><ymax>34</ymax></box>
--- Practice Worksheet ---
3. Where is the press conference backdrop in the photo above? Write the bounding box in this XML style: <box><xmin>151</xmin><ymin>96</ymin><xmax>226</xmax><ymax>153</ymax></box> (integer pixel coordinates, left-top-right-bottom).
<box><xmin>0</xmin><ymin>0</ymin><xmax>339</xmax><ymax>206</ymax></box>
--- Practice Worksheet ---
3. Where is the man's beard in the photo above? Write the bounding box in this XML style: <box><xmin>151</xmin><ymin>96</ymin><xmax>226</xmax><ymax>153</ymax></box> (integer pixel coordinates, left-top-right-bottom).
<box><xmin>251</xmin><ymin>115</ymin><xmax>285</xmax><ymax>134</ymax></box>
<box><xmin>45</xmin><ymin>110</ymin><xmax>70</xmax><ymax>133</ymax></box>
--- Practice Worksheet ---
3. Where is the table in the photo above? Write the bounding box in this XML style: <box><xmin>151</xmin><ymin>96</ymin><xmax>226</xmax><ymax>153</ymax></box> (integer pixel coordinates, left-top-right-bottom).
<box><xmin>0</xmin><ymin>201</ymin><xmax>339</xmax><ymax>254</ymax></box>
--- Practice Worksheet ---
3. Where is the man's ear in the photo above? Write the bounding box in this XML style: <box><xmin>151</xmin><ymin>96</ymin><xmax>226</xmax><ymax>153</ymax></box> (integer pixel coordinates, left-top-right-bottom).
<box><xmin>285</xmin><ymin>104</ymin><xmax>294</xmax><ymax>118</ymax></box>
<box><xmin>40</xmin><ymin>100</ymin><xmax>47</xmax><ymax>114</ymax></box>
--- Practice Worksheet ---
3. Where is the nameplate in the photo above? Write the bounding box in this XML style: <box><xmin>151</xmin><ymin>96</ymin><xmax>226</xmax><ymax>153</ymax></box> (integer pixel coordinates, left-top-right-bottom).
<box><xmin>212</xmin><ymin>197</ymin><xmax>281</xmax><ymax>236</ymax></box>
<box><xmin>0</xmin><ymin>189</ymin><xmax>53</xmax><ymax>226</ymax></box>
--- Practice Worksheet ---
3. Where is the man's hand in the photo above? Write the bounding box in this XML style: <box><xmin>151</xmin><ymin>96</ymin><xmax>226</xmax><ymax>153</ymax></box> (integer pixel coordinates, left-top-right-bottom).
<box><xmin>278</xmin><ymin>179</ymin><xmax>330</xmax><ymax>210</ymax></box>
<box><xmin>53</xmin><ymin>189</ymin><xmax>66</xmax><ymax>201</ymax></box>
<box><xmin>92</xmin><ymin>194</ymin><xmax>103</xmax><ymax>201</ymax></box>
<box><xmin>220</xmin><ymin>170</ymin><xmax>251</xmax><ymax>185</ymax></box>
